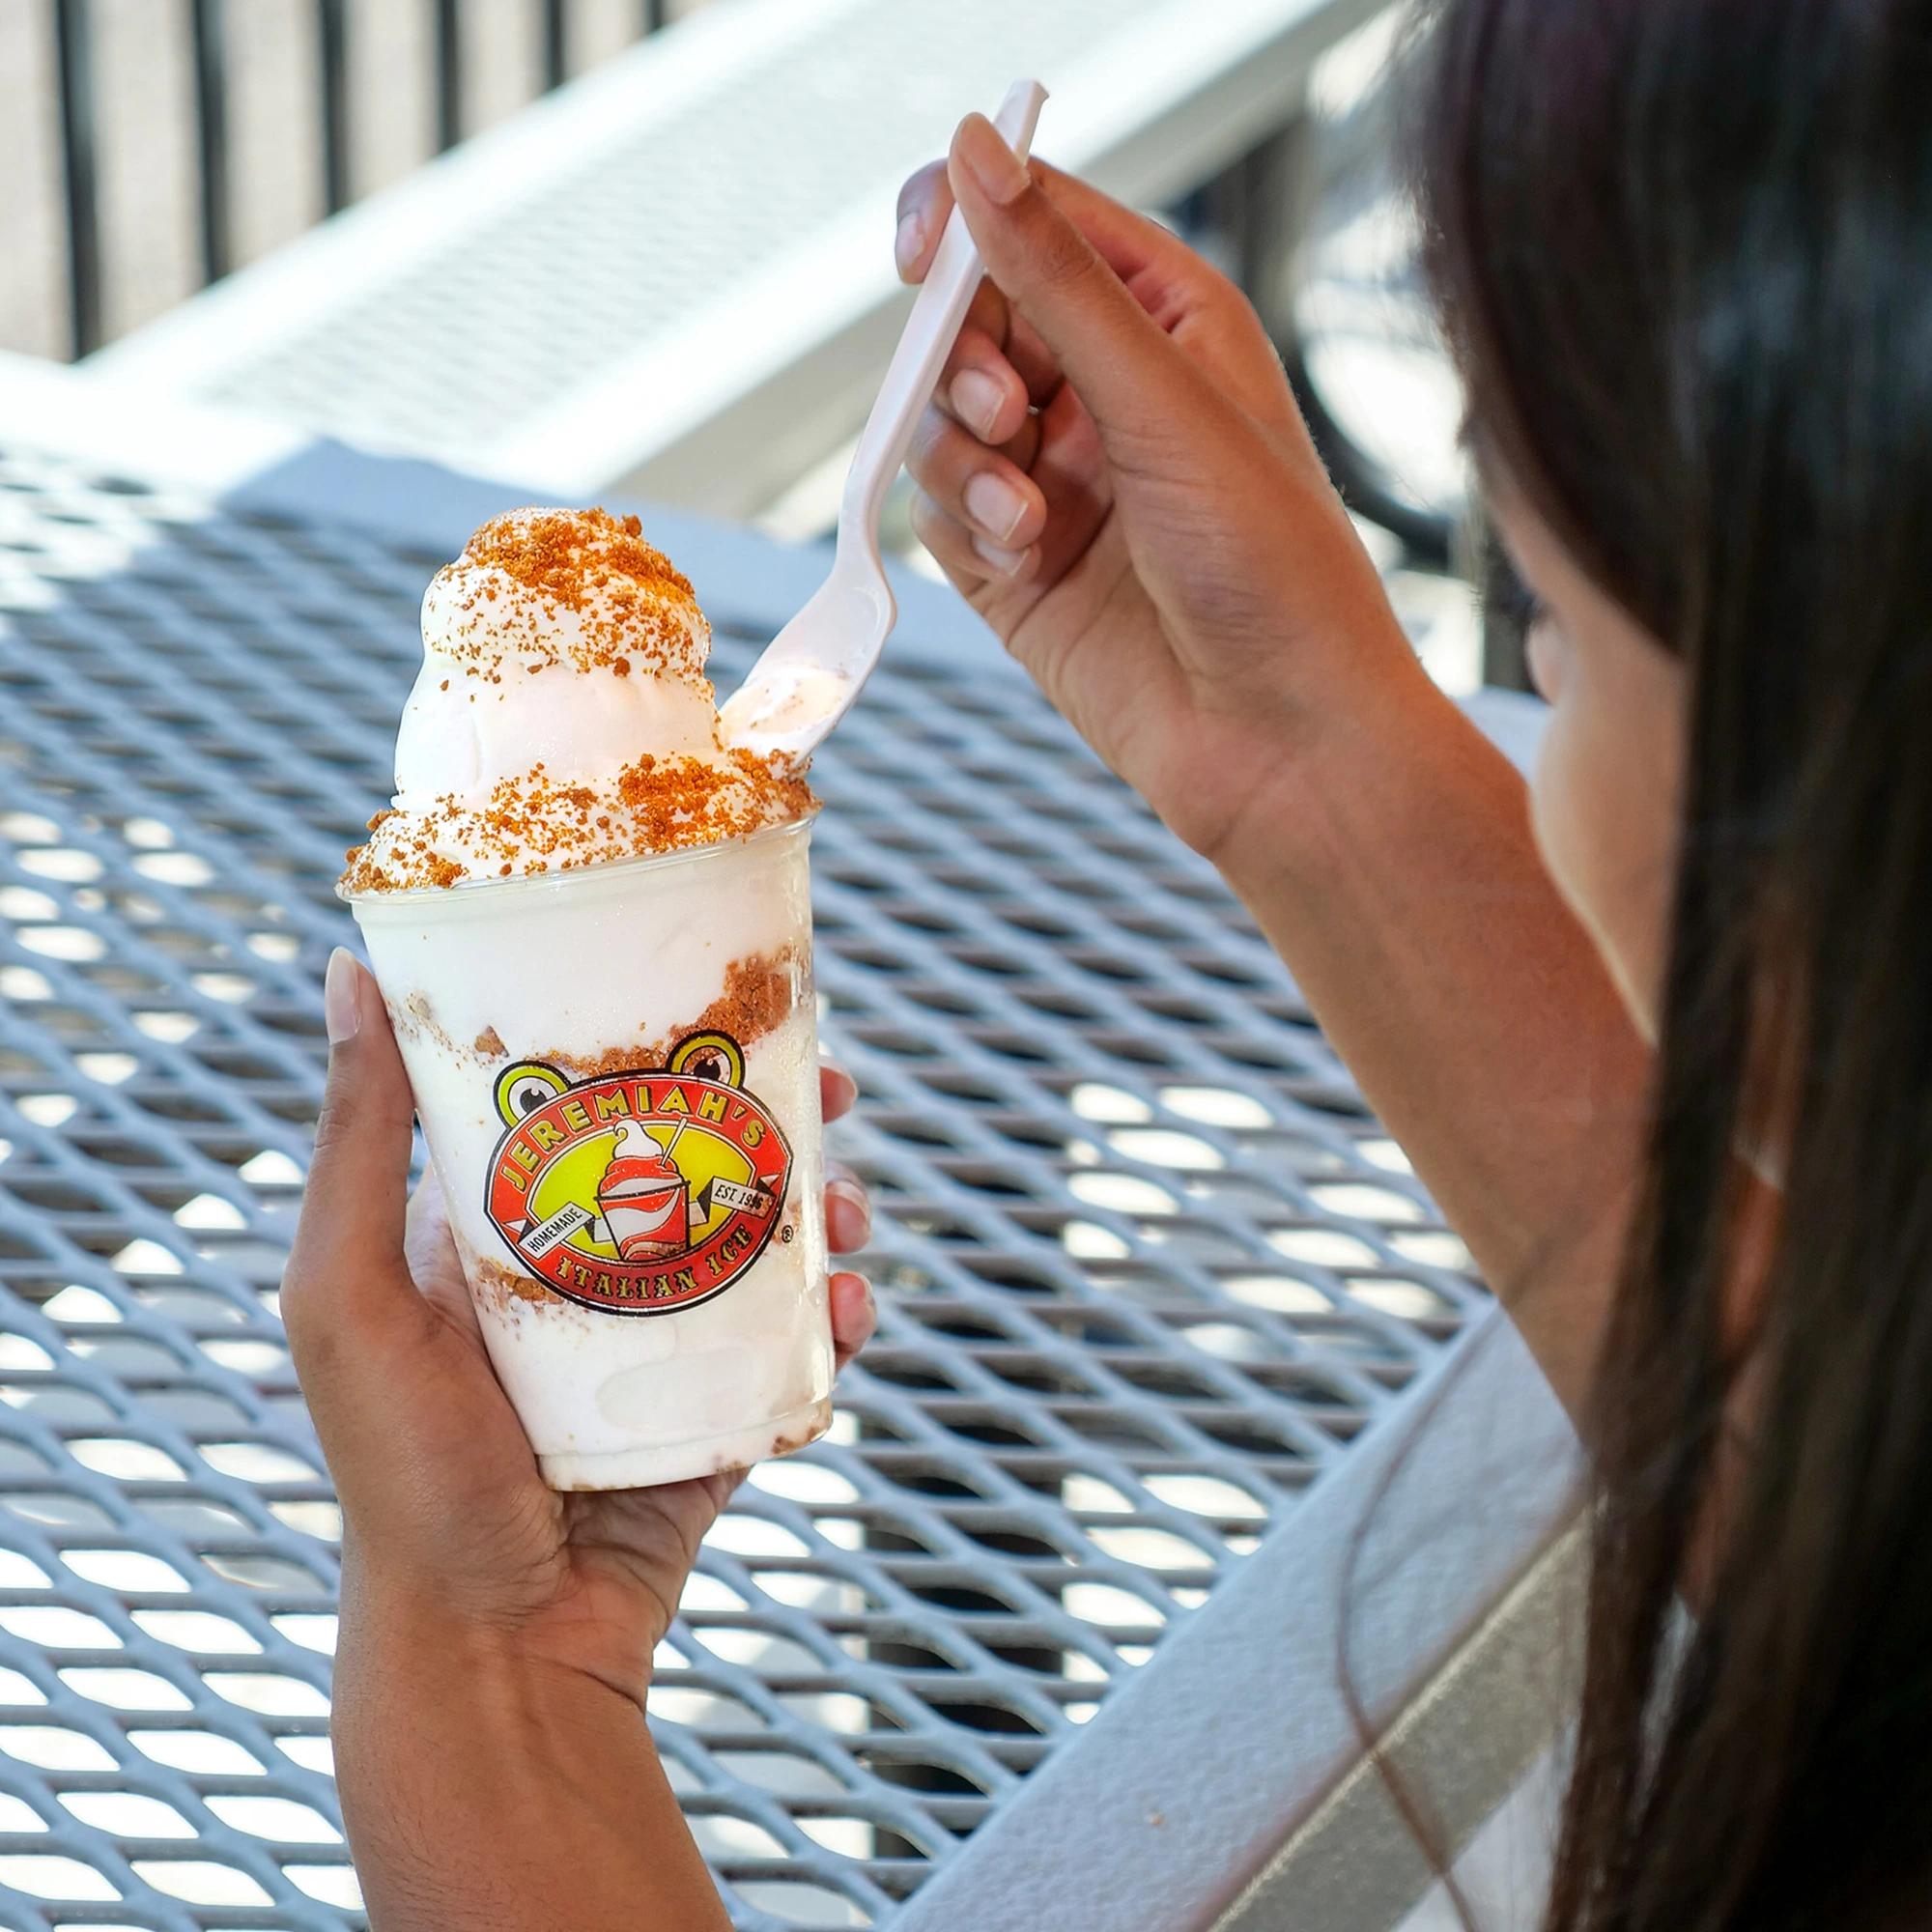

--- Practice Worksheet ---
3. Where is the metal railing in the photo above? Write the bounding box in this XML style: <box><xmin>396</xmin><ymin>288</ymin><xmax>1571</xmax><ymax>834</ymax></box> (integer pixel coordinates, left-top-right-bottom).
<box><xmin>46</xmin><ymin>0</ymin><xmax>675</xmax><ymax>360</ymax></box>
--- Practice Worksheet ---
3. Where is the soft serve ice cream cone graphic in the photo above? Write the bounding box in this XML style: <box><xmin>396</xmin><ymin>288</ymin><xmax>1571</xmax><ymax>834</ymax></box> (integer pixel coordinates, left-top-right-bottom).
<box><xmin>597</xmin><ymin>1119</ymin><xmax>692</xmax><ymax>1262</ymax></box>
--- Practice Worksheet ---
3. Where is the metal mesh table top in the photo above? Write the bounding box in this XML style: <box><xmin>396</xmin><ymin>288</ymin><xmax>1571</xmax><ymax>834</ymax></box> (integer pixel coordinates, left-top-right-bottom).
<box><xmin>0</xmin><ymin>432</ymin><xmax>1485</xmax><ymax>1930</ymax></box>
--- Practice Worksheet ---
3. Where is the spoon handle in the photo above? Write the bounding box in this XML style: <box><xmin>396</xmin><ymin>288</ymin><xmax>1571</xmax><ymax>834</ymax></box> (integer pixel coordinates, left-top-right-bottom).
<box><xmin>839</xmin><ymin>78</ymin><xmax>1048</xmax><ymax>550</ymax></box>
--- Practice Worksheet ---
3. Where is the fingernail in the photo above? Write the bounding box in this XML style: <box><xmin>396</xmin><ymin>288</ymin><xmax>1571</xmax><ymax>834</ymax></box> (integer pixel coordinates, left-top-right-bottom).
<box><xmin>951</xmin><ymin>368</ymin><xmax>1007</xmax><ymax>440</ymax></box>
<box><xmin>956</xmin><ymin>112</ymin><xmax>1029</xmax><ymax>207</ymax></box>
<box><xmin>324</xmin><ymin>948</ymin><xmax>362</xmax><ymax>1045</ymax></box>
<box><xmin>828</xmin><ymin>1179</ymin><xmax>871</xmax><ymax>1242</ymax></box>
<box><xmin>895</xmin><ymin>209</ymin><xmax>925</xmax><ymax>279</ymax></box>
<box><xmin>963</xmin><ymin>471</ymin><xmax>1029</xmax><ymax>543</ymax></box>
<box><xmin>971</xmin><ymin>532</ymin><xmax>1030</xmax><ymax>578</ymax></box>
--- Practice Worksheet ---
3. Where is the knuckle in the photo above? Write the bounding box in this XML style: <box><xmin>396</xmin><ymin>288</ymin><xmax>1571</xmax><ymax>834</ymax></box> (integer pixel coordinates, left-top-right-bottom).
<box><xmin>913</xmin><ymin>499</ymin><xmax>971</xmax><ymax>567</ymax></box>
<box><xmin>908</xmin><ymin>490</ymin><xmax>946</xmax><ymax>544</ymax></box>
<box><xmin>306</xmin><ymin>1103</ymin><xmax>358</xmax><ymax>1186</ymax></box>
<box><xmin>964</xmin><ymin>277</ymin><xmax>1009</xmax><ymax>340</ymax></box>
<box><xmin>1207</xmin><ymin>277</ymin><xmax>1269</xmax><ymax>350</ymax></box>
<box><xmin>288</xmin><ymin>1318</ymin><xmax>353</xmax><ymax>1409</ymax></box>
<box><xmin>278</xmin><ymin>1259</ymin><xmax>325</xmax><ymax>1358</ymax></box>
<box><xmin>907</xmin><ymin>406</ymin><xmax>959</xmax><ymax>478</ymax></box>
<box><xmin>906</xmin><ymin>403</ymin><xmax>944</xmax><ymax>459</ymax></box>
<box><xmin>1020</xmin><ymin>200</ymin><xmax>1096</xmax><ymax>298</ymax></box>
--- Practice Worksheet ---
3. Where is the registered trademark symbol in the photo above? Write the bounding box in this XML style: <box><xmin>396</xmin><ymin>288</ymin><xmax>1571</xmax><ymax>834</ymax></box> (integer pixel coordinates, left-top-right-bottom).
<box><xmin>781</xmin><ymin>1225</ymin><xmax>795</xmax><ymax>1243</ymax></box>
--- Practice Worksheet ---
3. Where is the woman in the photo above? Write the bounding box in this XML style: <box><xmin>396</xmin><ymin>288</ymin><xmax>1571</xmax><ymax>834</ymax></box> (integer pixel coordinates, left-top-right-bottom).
<box><xmin>284</xmin><ymin>0</ymin><xmax>1932</xmax><ymax>1924</ymax></box>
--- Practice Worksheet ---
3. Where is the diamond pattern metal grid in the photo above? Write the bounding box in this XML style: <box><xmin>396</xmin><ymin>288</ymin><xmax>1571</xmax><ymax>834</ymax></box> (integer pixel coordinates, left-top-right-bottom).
<box><xmin>0</xmin><ymin>440</ymin><xmax>1483</xmax><ymax>1930</ymax></box>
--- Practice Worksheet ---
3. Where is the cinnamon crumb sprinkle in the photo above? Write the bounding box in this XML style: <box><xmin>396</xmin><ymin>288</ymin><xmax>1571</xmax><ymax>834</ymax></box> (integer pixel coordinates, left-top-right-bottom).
<box><xmin>337</xmin><ymin>508</ymin><xmax>814</xmax><ymax>896</ymax></box>
<box><xmin>341</xmin><ymin>749</ymin><xmax>812</xmax><ymax>893</ymax></box>
<box><xmin>426</xmin><ymin>508</ymin><xmax>709</xmax><ymax>689</ymax></box>
<box><xmin>472</xmin><ymin>1255</ymin><xmax>565</xmax><ymax>1312</ymax></box>
<box><xmin>535</xmin><ymin>947</ymin><xmax>802</xmax><ymax>1077</ymax></box>
<box><xmin>387</xmin><ymin>991</ymin><xmax>461</xmax><ymax>1059</ymax></box>
<box><xmin>695</xmin><ymin>946</ymin><xmax>802</xmax><ymax>1047</ymax></box>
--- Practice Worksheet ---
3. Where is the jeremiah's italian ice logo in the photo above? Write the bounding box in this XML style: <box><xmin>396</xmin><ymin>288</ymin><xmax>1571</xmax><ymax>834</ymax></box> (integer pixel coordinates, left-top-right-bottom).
<box><xmin>485</xmin><ymin>1032</ymin><xmax>792</xmax><ymax>1316</ymax></box>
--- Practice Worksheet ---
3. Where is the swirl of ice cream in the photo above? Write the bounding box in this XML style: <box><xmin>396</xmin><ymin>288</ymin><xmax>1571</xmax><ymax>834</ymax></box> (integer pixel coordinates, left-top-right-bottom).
<box><xmin>341</xmin><ymin>508</ymin><xmax>812</xmax><ymax>893</ymax></box>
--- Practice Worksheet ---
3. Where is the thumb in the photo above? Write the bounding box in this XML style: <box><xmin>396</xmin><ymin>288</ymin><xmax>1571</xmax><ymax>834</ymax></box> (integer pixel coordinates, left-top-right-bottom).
<box><xmin>283</xmin><ymin>949</ymin><xmax>420</xmax><ymax>1350</ymax></box>
<box><xmin>945</xmin><ymin>114</ymin><xmax>1225</xmax><ymax>449</ymax></box>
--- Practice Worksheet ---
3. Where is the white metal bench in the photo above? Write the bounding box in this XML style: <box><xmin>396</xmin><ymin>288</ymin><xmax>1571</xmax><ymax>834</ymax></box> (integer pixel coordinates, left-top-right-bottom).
<box><xmin>85</xmin><ymin>0</ymin><xmax>1385</xmax><ymax>518</ymax></box>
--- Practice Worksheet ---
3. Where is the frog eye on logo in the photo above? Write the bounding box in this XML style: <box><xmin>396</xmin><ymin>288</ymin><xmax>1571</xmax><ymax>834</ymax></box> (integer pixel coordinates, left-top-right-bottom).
<box><xmin>668</xmin><ymin>1032</ymin><xmax>745</xmax><ymax>1089</ymax></box>
<box><xmin>496</xmin><ymin>1061</ymin><xmax>570</xmax><ymax>1125</ymax></box>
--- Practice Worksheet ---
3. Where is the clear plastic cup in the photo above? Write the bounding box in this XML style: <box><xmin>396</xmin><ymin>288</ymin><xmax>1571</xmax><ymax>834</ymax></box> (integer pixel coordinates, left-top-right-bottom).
<box><xmin>346</xmin><ymin>818</ymin><xmax>833</xmax><ymax>1490</ymax></box>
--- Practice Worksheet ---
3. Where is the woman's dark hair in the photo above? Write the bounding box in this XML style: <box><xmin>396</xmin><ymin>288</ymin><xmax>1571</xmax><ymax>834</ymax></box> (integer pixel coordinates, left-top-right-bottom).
<box><xmin>1411</xmin><ymin>2</ymin><xmax>1932</xmax><ymax>1927</ymax></box>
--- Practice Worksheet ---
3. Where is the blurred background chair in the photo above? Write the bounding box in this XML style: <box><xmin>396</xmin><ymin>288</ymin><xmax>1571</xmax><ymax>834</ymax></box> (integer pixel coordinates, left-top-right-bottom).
<box><xmin>4</xmin><ymin>0</ymin><xmax>1525</xmax><ymax>687</ymax></box>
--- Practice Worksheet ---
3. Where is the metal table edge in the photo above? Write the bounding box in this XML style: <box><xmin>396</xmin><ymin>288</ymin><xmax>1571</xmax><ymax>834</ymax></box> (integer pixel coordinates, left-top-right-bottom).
<box><xmin>0</xmin><ymin>351</ymin><xmax>1010</xmax><ymax>673</ymax></box>
<box><xmin>890</xmin><ymin>1305</ymin><xmax>1581</xmax><ymax>1932</ymax></box>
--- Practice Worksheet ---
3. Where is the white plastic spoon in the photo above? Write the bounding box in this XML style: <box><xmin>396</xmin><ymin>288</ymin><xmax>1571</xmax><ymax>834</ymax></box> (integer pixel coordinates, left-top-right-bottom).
<box><xmin>719</xmin><ymin>78</ymin><xmax>1047</xmax><ymax>769</ymax></box>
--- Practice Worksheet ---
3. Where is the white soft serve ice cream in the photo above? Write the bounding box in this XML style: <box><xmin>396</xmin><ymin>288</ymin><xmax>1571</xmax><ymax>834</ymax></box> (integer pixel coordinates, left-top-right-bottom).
<box><xmin>342</xmin><ymin>506</ymin><xmax>810</xmax><ymax>893</ymax></box>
